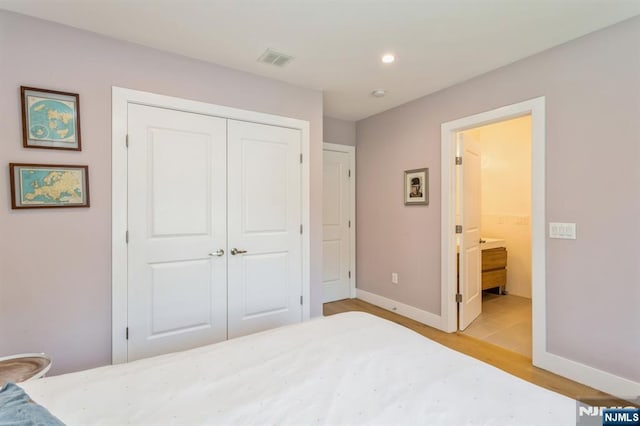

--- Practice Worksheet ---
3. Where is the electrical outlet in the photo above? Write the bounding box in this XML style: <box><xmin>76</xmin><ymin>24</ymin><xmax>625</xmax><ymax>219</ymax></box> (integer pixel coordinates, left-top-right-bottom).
<box><xmin>391</xmin><ymin>273</ymin><xmax>398</xmax><ymax>284</ymax></box>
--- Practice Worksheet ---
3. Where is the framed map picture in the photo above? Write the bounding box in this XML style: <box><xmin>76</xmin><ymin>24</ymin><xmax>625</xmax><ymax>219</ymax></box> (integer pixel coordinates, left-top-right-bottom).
<box><xmin>21</xmin><ymin>86</ymin><xmax>81</xmax><ymax>150</ymax></box>
<box><xmin>404</xmin><ymin>168</ymin><xmax>428</xmax><ymax>205</ymax></box>
<box><xmin>9</xmin><ymin>163</ymin><xmax>90</xmax><ymax>209</ymax></box>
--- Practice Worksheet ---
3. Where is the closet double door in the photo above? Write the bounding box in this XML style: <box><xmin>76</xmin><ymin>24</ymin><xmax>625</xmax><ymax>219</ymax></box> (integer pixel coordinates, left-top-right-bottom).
<box><xmin>126</xmin><ymin>104</ymin><xmax>302</xmax><ymax>361</ymax></box>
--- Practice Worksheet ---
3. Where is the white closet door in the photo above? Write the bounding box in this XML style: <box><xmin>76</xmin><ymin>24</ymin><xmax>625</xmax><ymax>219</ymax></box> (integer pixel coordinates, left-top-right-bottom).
<box><xmin>127</xmin><ymin>104</ymin><xmax>228</xmax><ymax>361</ymax></box>
<box><xmin>227</xmin><ymin>120</ymin><xmax>302</xmax><ymax>338</ymax></box>
<box><xmin>322</xmin><ymin>149</ymin><xmax>351</xmax><ymax>302</ymax></box>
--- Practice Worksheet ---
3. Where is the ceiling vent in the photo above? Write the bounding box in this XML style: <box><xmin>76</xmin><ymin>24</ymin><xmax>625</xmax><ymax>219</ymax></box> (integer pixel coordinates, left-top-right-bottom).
<box><xmin>258</xmin><ymin>49</ymin><xmax>294</xmax><ymax>67</ymax></box>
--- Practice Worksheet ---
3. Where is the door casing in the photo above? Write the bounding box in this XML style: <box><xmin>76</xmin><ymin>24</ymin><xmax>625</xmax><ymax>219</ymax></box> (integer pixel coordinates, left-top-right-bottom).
<box><xmin>440</xmin><ymin>97</ymin><xmax>545</xmax><ymax>364</ymax></box>
<box><xmin>112</xmin><ymin>87</ymin><xmax>311</xmax><ymax>364</ymax></box>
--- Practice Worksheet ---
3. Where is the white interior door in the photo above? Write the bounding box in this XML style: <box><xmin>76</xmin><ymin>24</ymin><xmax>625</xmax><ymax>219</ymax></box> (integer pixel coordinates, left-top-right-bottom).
<box><xmin>322</xmin><ymin>148</ymin><xmax>351</xmax><ymax>302</ymax></box>
<box><xmin>227</xmin><ymin>120</ymin><xmax>302</xmax><ymax>338</ymax></box>
<box><xmin>458</xmin><ymin>133</ymin><xmax>482</xmax><ymax>330</ymax></box>
<box><xmin>127</xmin><ymin>104</ymin><xmax>228</xmax><ymax>361</ymax></box>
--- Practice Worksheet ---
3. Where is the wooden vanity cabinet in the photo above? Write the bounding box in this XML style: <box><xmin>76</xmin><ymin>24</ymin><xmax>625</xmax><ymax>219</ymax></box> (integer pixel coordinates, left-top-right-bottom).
<box><xmin>481</xmin><ymin>247</ymin><xmax>507</xmax><ymax>291</ymax></box>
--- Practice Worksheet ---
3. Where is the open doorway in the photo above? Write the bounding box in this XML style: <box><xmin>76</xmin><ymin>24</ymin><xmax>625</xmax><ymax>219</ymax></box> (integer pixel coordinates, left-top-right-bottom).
<box><xmin>457</xmin><ymin>115</ymin><xmax>533</xmax><ymax>357</ymax></box>
<box><xmin>440</xmin><ymin>96</ymin><xmax>546</xmax><ymax>367</ymax></box>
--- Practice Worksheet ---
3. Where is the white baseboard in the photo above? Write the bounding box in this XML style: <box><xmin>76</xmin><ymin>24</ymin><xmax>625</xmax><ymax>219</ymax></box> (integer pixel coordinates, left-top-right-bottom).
<box><xmin>356</xmin><ymin>289</ymin><xmax>443</xmax><ymax>330</ymax></box>
<box><xmin>536</xmin><ymin>351</ymin><xmax>640</xmax><ymax>401</ymax></box>
<box><xmin>355</xmin><ymin>289</ymin><xmax>638</xmax><ymax>400</ymax></box>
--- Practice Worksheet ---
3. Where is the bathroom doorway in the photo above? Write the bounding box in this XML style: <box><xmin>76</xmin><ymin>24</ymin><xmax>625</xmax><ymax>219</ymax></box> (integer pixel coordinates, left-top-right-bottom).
<box><xmin>440</xmin><ymin>96</ymin><xmax>546</xmax><ymax>366</ymax></box>
<box><xmin>457</xmin><ymin>115</ymin><xmax>533</xmax><ymax>357</ymax></box>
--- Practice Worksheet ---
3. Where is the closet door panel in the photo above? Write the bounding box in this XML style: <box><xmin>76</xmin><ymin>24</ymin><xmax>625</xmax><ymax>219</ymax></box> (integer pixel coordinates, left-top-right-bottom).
<box><xmin>242</xmin><ymin>139</ymin><xmax>288</xmax><ymax>233</ymax></box>
<box><xmin>227</xmin><ymin>120</ymin><xmax>302</xmax><ymax>338</ymax></box>
<box><xmin>127</xmin><ymin>104</ymin><xmax>228</xmax><ymax>361</ymax></box>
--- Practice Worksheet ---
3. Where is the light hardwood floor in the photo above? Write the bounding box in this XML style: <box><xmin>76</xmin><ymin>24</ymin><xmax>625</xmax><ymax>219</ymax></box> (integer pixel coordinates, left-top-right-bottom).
<box><xmin>324</xmin><ymin>298</ymin><xmax>626</xmax><ymax>405</ymax></box>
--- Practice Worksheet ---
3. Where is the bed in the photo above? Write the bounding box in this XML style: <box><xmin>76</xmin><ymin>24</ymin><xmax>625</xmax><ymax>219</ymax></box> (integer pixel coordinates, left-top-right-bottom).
<box><xmin>18</xmin><ymin>312</ymin><xmax>574</xmax><ymax>425</ymax></box>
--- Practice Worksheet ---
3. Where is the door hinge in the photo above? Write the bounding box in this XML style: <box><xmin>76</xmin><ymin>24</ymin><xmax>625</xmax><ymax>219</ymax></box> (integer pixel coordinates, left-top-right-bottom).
<box><xmin>125</xmin><ymin>230</ymin><xmax>129</xmax><ymax>243</ymax></box>
<box><xmin>300</xmin><ymin>295</ymin><xmax>303</xmax><ymax>305</ymax></box>
<box><xmin>455</xmin><ymin>156</ymin><xmax>462</xmax><ymax>165</ymax></box>
<box><xmin>348</xmin><ymin>169</ymin><xmax>351</xmax><ymax>177</ymax></box>
<box><xmin>300</xmin><ymin>153</ymin><xmax>303</xmax><ymax>164</ymax></box>
<box><xmin>300</xmin><ymin>224</ymin><xmax>303</xmax><ymax>234</ymax></box>
<box><xmin>126</xmin><ymin>327</ymin><xmax>129</xmax><ymax>340</ymax></box>
<box><xmin>125</xmin><ymin>134</ymin><xmax>129</xmax><ymax>148</ymax></box>
<box><xmin>455</xmin><ymin>293</ymin><xmax>462</xmax><ymax>303</ymax></box>
<box><xmin>455</xmin><ymin>225</ymin><xmax>462</xmax><ymax>234</ymax></box>
<box><xmin>348</xmin><ymin>270</ymin><xmax>351</xmax><ymax>279</ymax></box>
<box><xmin>348</xmin><ymin>220</ymin><xmax>351</xmax><ymax>228</ymax></box>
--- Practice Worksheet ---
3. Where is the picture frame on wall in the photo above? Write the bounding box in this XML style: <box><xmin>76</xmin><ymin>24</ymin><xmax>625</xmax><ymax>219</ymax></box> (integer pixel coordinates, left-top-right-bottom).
<box><xmin>404</xmin><ymin>168</ymin><xmax>428</xmax><ymax>205</ymax></box>
<box><xmin>21</xmin><ymin>86</ymin><xmax>81</xmax><ymax>151</ymax></box>
<box><xmin>9</xmin><ymin>163</ymin><xmax>90</xmax><ymax>209</ymax></box>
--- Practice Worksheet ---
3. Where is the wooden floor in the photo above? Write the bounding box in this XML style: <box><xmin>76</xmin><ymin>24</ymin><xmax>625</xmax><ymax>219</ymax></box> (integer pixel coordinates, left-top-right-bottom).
<box><xmin>324</xmin><ymin>298</ymin><xmax>624</xmax><ymax>404</ymax></box>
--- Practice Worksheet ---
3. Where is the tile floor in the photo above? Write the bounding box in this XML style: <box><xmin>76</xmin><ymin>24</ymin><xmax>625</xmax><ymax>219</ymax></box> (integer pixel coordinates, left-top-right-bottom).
<box><xmin>463</xmin><ymin>293</ymin><xmax>532</xmax><ymax>357</ymax></box>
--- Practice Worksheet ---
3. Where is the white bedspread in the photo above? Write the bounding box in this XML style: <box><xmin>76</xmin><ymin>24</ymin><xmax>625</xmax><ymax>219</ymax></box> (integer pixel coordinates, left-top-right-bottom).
<box><xmin>21</xmin><ymin>312</ymin><xmax>575</xmax><ymax>425</ymax></box>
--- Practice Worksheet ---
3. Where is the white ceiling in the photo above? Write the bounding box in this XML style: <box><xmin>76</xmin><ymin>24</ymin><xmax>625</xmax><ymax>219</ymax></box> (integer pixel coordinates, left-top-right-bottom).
<box><xmin>1</xmin><ymin>0</ymin><xmax>639</xmax><ymax>121</ymax></box>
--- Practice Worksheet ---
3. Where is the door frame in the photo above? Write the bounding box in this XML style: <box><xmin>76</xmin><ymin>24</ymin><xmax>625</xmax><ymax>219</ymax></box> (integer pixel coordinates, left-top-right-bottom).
<box><xmin>322</xmin><ymin>142</ymin><xmax>357</xmax><ymax>299</ymax></box>
<box><xmin>111</xmin><ymin>87</ymin><xmax>311</xmax><ymax>364</ymax></box>
<box><xmin>440</xmin><ymin>97</ymin><xmax>545</xmax><ymax>364</ymax></box>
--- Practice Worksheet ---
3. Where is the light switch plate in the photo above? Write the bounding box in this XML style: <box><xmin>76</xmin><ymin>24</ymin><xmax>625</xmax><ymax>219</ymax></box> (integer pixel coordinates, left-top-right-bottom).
<box><xmin>549</xmin><ymin>222</ymin><xmax>577</xmax><ymax>239</ymax></box>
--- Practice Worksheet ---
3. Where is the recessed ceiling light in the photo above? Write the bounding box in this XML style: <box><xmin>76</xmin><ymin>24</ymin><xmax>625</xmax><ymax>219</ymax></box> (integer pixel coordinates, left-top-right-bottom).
<box><xmin>371</xmin><ymin>89</ymin><xmax>386</xmax><ymax>98</ymax></box>
<box><xmin>381</xmin><ymin>54</ymin><xmax>395</xmax><ymax>64</ymax></box>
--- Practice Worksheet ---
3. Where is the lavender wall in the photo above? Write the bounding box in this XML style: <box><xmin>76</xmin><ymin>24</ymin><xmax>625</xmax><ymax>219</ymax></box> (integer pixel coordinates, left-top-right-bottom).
<box><xmin>0</xmin><ymin>10</ymin><xmax>323</xmax><ymax>375</ymax></box>
<box><xmin>323</xmin><ymin>116</ymin><xmax>356</xmax><ymax>146</ymax></box>
<box><xmin>356</xmin><ymin>17</ymin><xmax>640</xmax><ymax>382</ymax></box>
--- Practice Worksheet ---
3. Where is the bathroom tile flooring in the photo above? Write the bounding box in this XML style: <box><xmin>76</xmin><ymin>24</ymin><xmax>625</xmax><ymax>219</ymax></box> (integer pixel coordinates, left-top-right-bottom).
<box><xmin>463</xmin><ymin>293</ymin><xmax>532</xmax><ymax>357</ymax></box>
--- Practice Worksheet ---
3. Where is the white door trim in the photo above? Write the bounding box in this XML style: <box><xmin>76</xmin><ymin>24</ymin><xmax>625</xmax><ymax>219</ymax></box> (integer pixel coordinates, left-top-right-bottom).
<box><xmin>322</xmin><ymin>142</ymin><xmax>356</xmax><ymax>298</ymax></box>
<box><xmin>112</xmin><ymin>87</ymin><xmax>311</xmax><ymax>364</ymax></box>
<box><xmin>441</xmin><ymin>96</ymin><xmax>545</xmax><ymax>344</ymax></box>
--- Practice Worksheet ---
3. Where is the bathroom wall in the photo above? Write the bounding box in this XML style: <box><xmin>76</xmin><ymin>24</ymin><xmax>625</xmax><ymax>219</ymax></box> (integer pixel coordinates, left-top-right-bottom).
<box><xmin>463</xmin><ymin>115</ymin><xmax>532</xmax><ymax>298</ymax></box>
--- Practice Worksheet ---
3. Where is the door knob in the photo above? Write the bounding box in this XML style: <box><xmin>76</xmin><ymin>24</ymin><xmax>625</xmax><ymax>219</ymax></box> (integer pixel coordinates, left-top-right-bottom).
<box><xmin>209</xmin><ymin>249</ymin><xmax>225</xmax><ymax>257</ymax></box>
<box><xmin>230</xmin><ymin>248</ymin><xmax>247</xmax><ymax>255</ymax></box>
